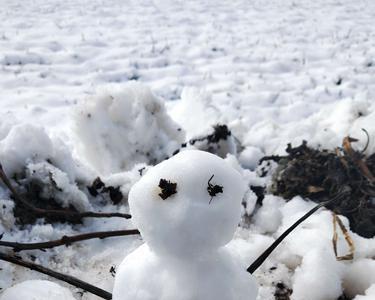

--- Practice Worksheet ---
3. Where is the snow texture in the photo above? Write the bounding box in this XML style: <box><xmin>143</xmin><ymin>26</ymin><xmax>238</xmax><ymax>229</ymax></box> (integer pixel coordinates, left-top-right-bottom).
<box><xmin>343</xmin><ymin>259</ymin><xmax>375</xmax><ymax>298</ymax></box>
<box><xmin>74</xmin><ymin>82</ymin><xmax>184</xmax><ymax>175</ymax></box>
<box><xmin>353</xmin><ymin>285</ymin><xmax>375</xmax><ymax>300</ymax></box>
<box><xmin>1</xmin><ymin>0</ymin><xmax>375</xmax><ymax>299</ymax></box>
<box><xmin>0</xmin><ymin>280</ymin><xmax>76</xmax><ymax>300</ymax></box>
<box><xmin>0</xmin><ymin>124</ymin><xmax>54</xmax><ymax>176</ymax></box>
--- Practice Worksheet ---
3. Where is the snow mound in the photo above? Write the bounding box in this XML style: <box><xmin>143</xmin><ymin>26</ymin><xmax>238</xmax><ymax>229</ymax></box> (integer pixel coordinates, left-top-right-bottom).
<box><xmin>129</xmin><ymin>150</ymin><xmax>247</xmax><ymax>257</ymax></box>
<box><xmin>74</xmin><ymin>82</ymin><xmax>185</xmax><ymax>175</ymax></box>
<box><xmin>254</xmin><ymin>195</ymin><xmax>284</xmax><ymax>234</ymax></box>
<box><xmin>0</xmin><ymin>124</ymin><xmax>53</xmax><ymax>176</ymax></box>
<box><xmin>26</xmin><ymin>161</ymin><xmax>91</xmax><ymax>211</ymax></box>
<box><xmin>343</xmin><ymin>258</ymin><xmax>375</xmax><ymax>298</ymax></box>
<box><xmin>169</xmin><ymin>87</ymin><xmax>220</xmax><ymax>138</ymax></box>
<box><xmin>238</xmin><ymin>146</ymin><xmax>264</xmax><ymax>170</ymax></box>
<box><xmin>291</xmin><ymin>248</ymin><xmax>344</xmax><ymax>300</ymax></box>
<box><xmin>0</xmin><ymin>280</ymin><xmax>76</xmax><ymax>300</ymax></box>
<box><xmin>354</xmin><ymin>284</ymin><xmax>375</xmax><ymax>300</ymax></box>
<box><xmin>0</xmin><ymin>123</ymin><xmax>92</xmax><ymax>211</ymax></box>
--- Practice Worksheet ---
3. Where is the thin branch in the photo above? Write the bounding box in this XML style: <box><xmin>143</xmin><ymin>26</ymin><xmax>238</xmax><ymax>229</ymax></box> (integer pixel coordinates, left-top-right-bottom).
<box><xmin>342</xmin><ymin>136</ymin><xmax>375</xmax><ymax>183</ymax></box>
<box><xmin>0</xmin><ymin>163</ymin><xmax>131</xmax><ymax>220</ymax></box>
<box><xmin>247</xmin><ymin>187</ymin><xmax>351</xmax><ymax>274</ymax></box>
<box><xmin>0</xmin><ymin>252</ymin><xmax>112</xmax><ymax>299</ymax></box>
<box><xmin>361</xmin><ymin>128</ymin><xmax>370</xmax><ymax>154</ymax></box>
<box><xmin>0</xmin><ymin>229</ymin><xmax>140</xmax><ymax>251</ymax></box>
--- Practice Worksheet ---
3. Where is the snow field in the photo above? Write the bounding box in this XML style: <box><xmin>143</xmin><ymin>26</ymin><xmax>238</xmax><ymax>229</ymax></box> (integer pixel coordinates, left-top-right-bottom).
<box><xmin>1</xmin><ymin>0</ymin><xmax>375</xmax><ymax>299</ymax></box>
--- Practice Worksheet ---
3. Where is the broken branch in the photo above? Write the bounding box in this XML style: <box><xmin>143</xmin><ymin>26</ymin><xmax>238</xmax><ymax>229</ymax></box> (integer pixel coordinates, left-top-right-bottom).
<box><xmin>247</xmin><ymin>187</ymin><xmax>350</xmax><ymax>274</ymax></box>
<box><xmin>0</xmin><ymin>252</ymin><xmax>112</xmax><ymax>299</ymax></box>
<box><xmin>342</xmin><ymin>136</ymin><xmax>375</xmax><ymax>183</ymax></box>
<box><xmin>0</xmin><ymin>229</ymin><xmax>140</xmax><ymax>251</ymax></box>
<box><xmin>332</xmin><ymin>212</ymin><xmax>355</xmax><ymax>261</ymax></box>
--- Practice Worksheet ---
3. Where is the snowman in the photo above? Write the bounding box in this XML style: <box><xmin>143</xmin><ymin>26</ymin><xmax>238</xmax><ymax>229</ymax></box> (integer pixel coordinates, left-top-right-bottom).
<box><xmin>113</xmin><ymin>150</ymin><xmax>258</xmax><ymax>300</ymax></box>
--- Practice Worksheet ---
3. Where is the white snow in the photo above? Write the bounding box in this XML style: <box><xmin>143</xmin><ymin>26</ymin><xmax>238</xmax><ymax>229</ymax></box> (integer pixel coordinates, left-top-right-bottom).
<box><xmin>343</xmin><ymin>259</ymin><xmax>375</xmax><ymax>298</ymax></box>
<box><xmin>0</xmin><ymin>200</ymin><xmax>15</xmax><ymax>231</ymax></box>
<box><xmin>128</xmin><ymin>150</ymin><xmax>246</xmax><ymax>257</ymax></box>
<box><xmin>238</xmin><ymin>147</ymin><xmax>265</xmax><ymax>171</ymax></box>
<box><xmin>113</xmin><ymin>150</ymin><xmax>257</xmax><ymax>300</ymax></box>
<box><xmin>0</xmin><ymin>280</ymin><xmax>76</xmax><ymax>300</ymax></box>
<box><xmin>0</xmin><ymin>124</ymin><xmax>54</xmax><ymax>176</ymax></box>
<box><xmin>253</xmin><ymin>195</ymin><xmax>284</xmax><ymax>234</ymax></box>
<box><xmin>73</xmin><ymin>82</ymin><xmax>184</xmax><ymax>175</ymax></box>
<box><xmin>353</xmin><ymin>285</ymin><xmax>375</xmax><ymax>300</ymax></box>
<box><xmin>291</xmin><ymin>249</ymin><xmax>344</xmax><ymax>300</ymax></box>
<box><xmin>114</xmin><ymin>244</ymin><xmax>258</xmax><ymax>300</ymax></box>
<box><xmin>0</xmin><ymin>0</ymin><xmax>375</xmax><ymax>299</ymax></box>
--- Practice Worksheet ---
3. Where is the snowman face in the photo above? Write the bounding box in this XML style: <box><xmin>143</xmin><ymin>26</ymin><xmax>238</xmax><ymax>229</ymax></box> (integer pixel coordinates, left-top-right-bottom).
<box><xmin>129</xmin><ymin>150</ymin><xmax>247</xmax><ymax>258</ymax></box>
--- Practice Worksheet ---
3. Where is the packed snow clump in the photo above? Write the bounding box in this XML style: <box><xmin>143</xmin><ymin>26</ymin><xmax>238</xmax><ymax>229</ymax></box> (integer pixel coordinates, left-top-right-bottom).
<box><xmin>238</xmin><ymin>146</ymin><xmax>264</xmax><ymax>170</ymax></box>
<box><xmin>343</xmin><ymin>258</ymin><xmax>375</xmax><ymax>298</ymax></box>
<box><xmin>291</xmin><ymin>248</ymin><xmax>343</xmax><ymax>300</ymax></box>
<box><xmin>0</xmin><ymin>280</ymin><xmax>76</xmax><ymax>300</ymax></box>
<box><xmin>113</xmin><ymin>150</ymin><xmax>258</xmax><ymax>300</ymax></box>
<box><xmin>0</xmin><ymin>123</ymin><xmax>92</xmax><ymax>211</ymax></box>
<box><xmin>74</xmin><ymin>82</ymin><xmax>185</xmax><ymax>175</ymax></box>
<box><xmin>354</xmin><ymin>284</ymin><xmax>375</xmax><ymax>300</ymax></box>
<box><xmin>254</xmin><ymin>195</ymin><xmax>284</xmax><ymax>234</ymax></box>
<box><xmin>169</xmin><ymin>88</ymin><xmax>219</xmax><ymax>138</ymax></box>
<box><xmin>0</xmin><ymin>199</ymin><xmax>15</xmax><ymax>231</ymax></box>
<box><xmin>0</xmin><ymin>124</ymin><xmax>53</xmax><ymax>176</ymax></box>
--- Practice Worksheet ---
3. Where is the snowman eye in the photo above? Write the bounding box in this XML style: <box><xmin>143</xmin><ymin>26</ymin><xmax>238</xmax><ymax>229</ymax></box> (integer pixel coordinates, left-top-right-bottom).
<box><xmin>158</xmin><ymin>178</ymin><xmax>177</xmax><ymax>200</ymax></box>
<box><xmin>207</xmin><ymin>174</ymin><xmax>223</xmax><ymax>204</ymax></box>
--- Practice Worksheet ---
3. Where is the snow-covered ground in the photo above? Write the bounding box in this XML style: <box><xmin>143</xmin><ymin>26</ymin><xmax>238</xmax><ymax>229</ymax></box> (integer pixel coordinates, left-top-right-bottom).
<box><xmin>1</xmin><ymin>0</ymin><xmax>375</xmax><ymax>299</ymax></box>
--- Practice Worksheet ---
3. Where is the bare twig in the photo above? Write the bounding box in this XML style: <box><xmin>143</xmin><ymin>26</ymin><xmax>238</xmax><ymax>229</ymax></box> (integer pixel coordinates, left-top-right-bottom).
<box><xmin>342</xmin><ymin>136</ymin><xmax>375</xmax><ymax>183</ymax></box>
<box><xmin>247</xmin><ymin>187</ymin><xmax>350</xmax><ymax>274</ymax></box>
<box><xmin>0</xmin><ymin>252</ymin><xmax>112</xmax><ymax>299</ymax></box>
<box><xmin>332</xmin><ymin>212</ymin><xmax>354</xmax><ymax>261</ymax></box>
<box><xmin>0</xmin><ymin>163</ymin><xmax>131</xmax><ymax>220</ymax></box>
<box><xmin>361</xmin><ymin>128</ymin><xmax>370</xmax><ymax>154</ymax></box>
<box><xmin>0</xmin><ymin>229</ymin><xmax>140</xmax><ymax>251</ymax></box>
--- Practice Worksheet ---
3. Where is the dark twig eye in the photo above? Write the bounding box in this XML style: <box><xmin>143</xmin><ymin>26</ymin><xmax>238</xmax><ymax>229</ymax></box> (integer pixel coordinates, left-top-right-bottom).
<box><xmin>158</xmin><ymin>179</ymin><xmax>177</xmax><ymax>200</ymax></box>
<box><xmin>207</xmin><ymin>174</ymin><xmax>223</xmax><ymax>204</ymax></box>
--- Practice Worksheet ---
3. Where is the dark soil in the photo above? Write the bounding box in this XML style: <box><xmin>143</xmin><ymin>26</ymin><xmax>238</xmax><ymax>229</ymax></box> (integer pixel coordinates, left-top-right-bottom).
<box><xmin>87</xmin><ymin>177</ymin><xmax>124</xmax><ymax>204</ymax></box>
<box><xmin>14</xmin><ymin>178</ymin><xmax>81</xmax><ymax>225</ymax></box>
<box><xmin>274</xmin><ymin>282</ymin><xmax>292</xmax><ymax>300</ymax></box>
<box><xmin>172</xmin><ymin>124</ymin><xmax>236</xmax><ymax>158</ymax></box>
<box><xmin>261</xmin><ymin>138</ymin><xmax>375</xmax><ymax>238</ymax></box>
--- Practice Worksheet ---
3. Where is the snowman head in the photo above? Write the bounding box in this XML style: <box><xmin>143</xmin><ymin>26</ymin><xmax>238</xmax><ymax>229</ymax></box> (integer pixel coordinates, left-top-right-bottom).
<box><xmin>129</xmin><ymin>150</ymin><xmax>247</xmax><ymax>258</ymax></box>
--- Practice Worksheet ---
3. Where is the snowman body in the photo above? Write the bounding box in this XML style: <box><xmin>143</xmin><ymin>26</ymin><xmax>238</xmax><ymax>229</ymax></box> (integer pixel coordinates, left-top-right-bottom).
<box><xmin>113</xmin><ymin>150</ymin><xmax>258</xmax><ymax>300</ymax></box>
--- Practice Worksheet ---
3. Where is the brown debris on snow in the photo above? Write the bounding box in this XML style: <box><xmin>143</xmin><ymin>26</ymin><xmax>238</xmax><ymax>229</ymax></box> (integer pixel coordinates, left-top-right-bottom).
<box><xmin>261</xmin><ymin>134</ymin><xmax>375</xmax><ymax>238</ymax></box>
